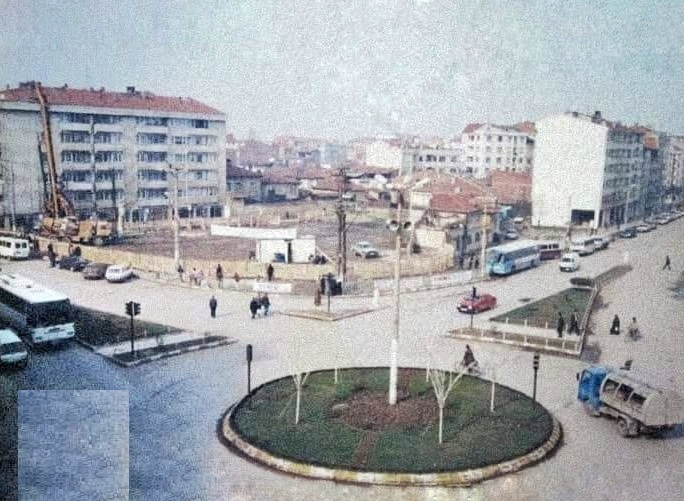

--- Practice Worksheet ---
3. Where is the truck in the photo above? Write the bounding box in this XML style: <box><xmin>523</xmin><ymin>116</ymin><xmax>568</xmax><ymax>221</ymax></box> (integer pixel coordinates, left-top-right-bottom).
<box><xmin>577</xmin><ymin>365</ymin><xmax>684</xmax><ymax>437</ymax></box>
<box><xmin>34</xmin><ymin>82</ymin><xmax>115</xmax><ymax>246</ymax></box>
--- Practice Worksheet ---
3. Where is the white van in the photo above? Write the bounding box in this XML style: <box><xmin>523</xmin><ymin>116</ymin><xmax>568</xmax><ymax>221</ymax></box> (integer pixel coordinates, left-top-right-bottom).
<box><xmin>559</xmin><ymin>253</ymin><xmax>580</xmax><ymax>272</ymax></box>
<box><xmin>570</xmin><ymin>237</ymin><xmax>596</xmax><ymax>256</ymax></box>
<box><xmin>0</xmin><ymin>328</ymin><xmax>28</xmax><ymax>368</ymax></box>
<box><xmin>0</xmin><ymin>237</ymin><xmax>30</xmax><ymax>260</ymax></box>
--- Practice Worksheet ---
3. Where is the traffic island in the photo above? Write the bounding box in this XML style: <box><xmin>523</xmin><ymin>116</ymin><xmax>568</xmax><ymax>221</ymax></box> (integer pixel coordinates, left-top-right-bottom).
<box><xmin>220</xmin><ymin>367</ymin><xmax>561</xmax><ymax>486</ymax></box>
<box><xmin>279</xmin><ymin>307</ymin><xmax>379</xmax><ymax>322</ymax></box>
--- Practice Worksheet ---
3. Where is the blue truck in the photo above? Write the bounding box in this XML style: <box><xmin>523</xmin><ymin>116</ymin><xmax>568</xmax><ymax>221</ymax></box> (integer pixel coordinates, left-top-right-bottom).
<box><xmin>577</xmin><ymin>365</ymin><xmax>684</xmax><ymax>437</ymax></box>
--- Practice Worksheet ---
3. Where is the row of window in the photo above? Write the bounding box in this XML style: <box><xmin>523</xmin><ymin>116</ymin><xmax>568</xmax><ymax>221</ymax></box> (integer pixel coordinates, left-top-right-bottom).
<box><xmin>466</xmin><ymin>156</ymin><xmax>530</xmax><ymax>165</ymax></box>
<box><xmin>468</xmin><ymin>145</ymin><xmax>526</xmax><ymax>154</ymax></box>
<box><xmin>606</xmin><ymin>147</ymin><xmax>642</xmax><ymax>159</ymax></box>
<box><xmin>62</xmin><ymin>170</ymin><xmax>123</xmax><ymax>183</ymax></box>
<box><xmin>604</xmin><ymin>176</ymin><xmax>641</xmax><ymax>189</ymax></box>
<box><xmin>604</xmin><ymin>162</ymin><xmax>642</xmax><ymax>174</ymax></box>
<box><xmin>67</xmin><ymin>190</ymin><xmax>124</xmax><ymax>201</ymax></box>
<box><xmin>60</xmin><ymin>113</ymin><xmax>122</xmax><ymax>124</ymax></box>
<box><xmin>172</xmin><ymin>152</ymin><xmax>218</xmax><ymax>163</ymax></box>
<box><xmin>61</xmin><ymin>150</ymin><xmax>124</xmax><ymax>162</ymax></box>
<box><xmin>59</xmin><ymin>113</ymin><xmax>212</xmax><ymax>129</ymax></box>
<box><xmin>467</xmin><ymin>134</ymin><xmax>527</xmax><ymax>143</ymax></box>
<box><xmin>136</xmin><ymin>133</ymin><xmax>216</xmax><ymax>145</ymax></box>
<box><xmin>136</xmin><ymin>186</ymin><xmax>218</xmax><ymax>200</ymax></box>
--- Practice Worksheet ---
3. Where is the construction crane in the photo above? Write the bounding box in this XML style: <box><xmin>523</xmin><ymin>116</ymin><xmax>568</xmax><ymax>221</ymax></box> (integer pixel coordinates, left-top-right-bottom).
<box><xmin>34</xmin><ymin>83</ymin><xmax>113</xmax><ymax>245</ymax></box>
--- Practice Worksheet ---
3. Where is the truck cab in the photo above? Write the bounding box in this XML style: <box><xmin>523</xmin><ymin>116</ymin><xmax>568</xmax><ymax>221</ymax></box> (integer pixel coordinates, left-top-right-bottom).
<box><xmin>577</xmin><ymin>366</ymin><xmax>608</xmax><ymax>412</ymax></box>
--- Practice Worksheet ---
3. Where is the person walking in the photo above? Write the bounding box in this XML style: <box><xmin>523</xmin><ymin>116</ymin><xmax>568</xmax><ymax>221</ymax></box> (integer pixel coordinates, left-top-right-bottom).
<box><xmin>260</xmin><ymin>293</ymin><xmax>270</xmax><ymax>316</ymax></box>
<box><xmin>249</xmin><ymin>296</ymin><xmax>260</xmax><ymax>319</ymax></box>
<box><xmin>47</xmin><ymin>243</ymin><xmax>56</xmax><ymax>268</ymax></box>
<box><xmin>209</xmin><ymin>295</ymin><xmax>217</xmax><ymax>318</ymax></box>
<box><xmin>610</xmin><ymin>314</ymin><xmax>620</xmax><ymax>335</ymax></box>
<box><xmin>177</xmin><ymin>263</ymin><xmax>184</xmax><ymax>282</ymax></box>
<box><xmin>556</xmin><ymin>312</ymin><xmax>565</xmax><ymax>338</ymax></box>
<box><xmin>568</xmin><ymin>310</ymin><xmax>580</xmax><ymax>335</ymax></box>
<box><xmin>267</xmin><ymin>263</ymin><xmax>275</xmax><ymax>281</ymax></box>
<box><xmin>216</xmin><ymin>264</ymin><xmax>224</xmax><ymax>289</ymax></box>
<box><xmin>663</xmin><ymin>255</ymin><xmax>672</xmax><ymax>271</ymax></box>
<box><xmin>627</xmin><ymin>317</ymin><xmax>640</xmax><ymax>340</ymax></box>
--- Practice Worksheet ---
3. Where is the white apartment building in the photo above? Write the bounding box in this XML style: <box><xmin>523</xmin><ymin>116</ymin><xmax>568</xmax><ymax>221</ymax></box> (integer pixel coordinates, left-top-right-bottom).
<box><xmin>406</xmin><ymin>141</ymin><xmax>463</xmax><ymax>175</ymax></box>
<box><xmin>532</xmin><ymin>111</ymin><xmax>645</xmax><ymax>230</ymax></box>
<box><xmin>364</xmin><ymin>139</ymin><xmax>406</xmax><ymax>171</ymax></box>
<box><xmin>0</xmin><ymin>82</ymin><xmax>226</xmax><ymax>227</ymax></box>
<box><xmin>662</xmin><ymin>135</ymin><xmax>684</xmax><ymax>207</ymax></box>
<box><xmin>461</xmin><ymin>122</ymin><xmax>535</xmax><ymax>178</ymax></box>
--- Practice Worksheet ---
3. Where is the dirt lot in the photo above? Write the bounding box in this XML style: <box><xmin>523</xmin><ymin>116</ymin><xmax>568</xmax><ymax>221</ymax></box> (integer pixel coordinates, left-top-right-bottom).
<box><xmin>113</xmin><ymin>218</ymin><xmax>394</xmax><ymax>262</ymax></box>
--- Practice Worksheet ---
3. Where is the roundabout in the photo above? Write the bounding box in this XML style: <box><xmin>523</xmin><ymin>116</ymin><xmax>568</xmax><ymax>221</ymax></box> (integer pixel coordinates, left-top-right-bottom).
<box><xmin>221</xmin><ymin>367</ymin><xmax>562</xmax><ymax>486</ymax></box>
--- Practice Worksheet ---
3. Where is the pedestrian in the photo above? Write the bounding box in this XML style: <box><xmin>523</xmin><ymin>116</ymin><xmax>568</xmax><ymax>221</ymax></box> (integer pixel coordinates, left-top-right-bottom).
<box><xmin>47</xmin><ymin>243</ymin><xmax>56</xmax><ymax>268</ymax></box>
<box><xmin>610</xmin><ymin>314</ymin><xmax>620</xmax><ymax>335</ymax></box>
<box><xmin>196</xmin><ymin>269</ymin><xmax>204</xmax><ymax>287</ymax></box>
<box><xmin>556</xmin><ymin>312</ymin><xmax>565</xmax><ymax>338</ymax></box>
<box><xmin>568</xmin><ymin>309</ymin><xmax>580</xmax><ymax>335</ymax></box>
<box><xmin>190</xmin><ymin>267</ymin><xmax>197</xmax><ymax>286</ymax></box>
<box><xmin>260</xmin><ymin>293</ymin><xmax>270</xmax><ymax>316</ymax></box>
<box><xmin>468</xmin><ymin>255</ymin><xmax>473</xmax><ymax>270</ymax></box>
<box><xmin>474</xmin><ymin>257</ymin><xmax>479</xmax><ymax>269</ymax></box>
<box><xmin>249</xmin><ymin>296</ymin><xmax>260</xmax><ymax>319</ymax></box>
<box><xmin>209</xmin><ymin>295</ymin><xmax>217</xmax><ymax>318</ymax></box>
<box><xmin>663</xmin><ymin>255</ymin><xmax>672</xmax><ymax>271</ymax></box>
<box><xmin>267</xmin><ymin>263</ymin><xmax>274</xmax><ymax>281</ymax></box>
<box><xmin>177</xmin><ymin>263</ymin><xmax>184</xmax><ymax>282</ymax></box>
<box><xmin>216</xmin><ymin>264</ymin><xmax>224</xmax><ymax>289</ymax></box>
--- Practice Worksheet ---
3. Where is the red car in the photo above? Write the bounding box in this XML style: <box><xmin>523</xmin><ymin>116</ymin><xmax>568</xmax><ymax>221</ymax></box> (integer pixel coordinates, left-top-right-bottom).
<box><xmin>457</xmin><ymin>293</ymin><xmax>497</xmax><ymax>313</ymax></box>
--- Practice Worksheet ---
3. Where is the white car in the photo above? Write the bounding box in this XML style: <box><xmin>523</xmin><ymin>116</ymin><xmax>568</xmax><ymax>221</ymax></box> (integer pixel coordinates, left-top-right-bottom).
<box><xmin>105</xmin><ymin>264</ymin><xmax>134</xmax><ymax>283</ymax></box>
<box><xmin>0</xmin><ymin>328</ymin><xmax>28</xmax><ymax>368</ymax></box>
<box><xmin>559</xmin><ymin>253</ymin><xmax>580</xmax><ymax>272</ymax></box>
<box><xmin>352</xmin><ymin>241</ymin><xmax>380</xmax><ymax>258</ymax></box>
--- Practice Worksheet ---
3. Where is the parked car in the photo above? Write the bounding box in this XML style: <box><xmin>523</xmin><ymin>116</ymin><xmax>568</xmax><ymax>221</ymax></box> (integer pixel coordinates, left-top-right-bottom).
<box><xmin>655</xmin><ymin>215</ymin><xmax>670</xmax><ymax>225</ymax></box>
<box><xmin>352</xmin><ymin>241</ymin><xmax>380</xmax><ymax>258</ymax></box>
<box><xmin>457</xmin><ymin>293</ymin><xmax>497</xmax><ymax>314</ymax></box>
<box><xmin>83</xmin><ymin>262</ymin><xmax>109</xmax><ymax>280</ymax></box>
<box><xmin>0</xmin><ymin>328</ymin><xmax>28</xmax><ymax>369</ymax></box>
<box><xmin>594</xmin><ymin>235</ymin><xmax>611</xmax><ymax>250</ymax></box>
<box><xmin>105</xmin><ymin>264</ymin><xmax>134</xmax><ymax>283</ymax></box>
<box><xmin>559</xmin><ymin>252</ymin><xmax>580</xmax><ymax>272</ymax></box>
<box><xmin>58</xmin><ymin>255</ymin><xmax>90</xmax><ymax>271</ymax></box>
<box><xmin>619</xmin><ymin>227</ymin><xmax>637</xmax><ymax>238</ymax></box>
<box><xmin>636</xmin><ymin>223</ymin><xmax>655</xmax><ymax>233</ymax></box>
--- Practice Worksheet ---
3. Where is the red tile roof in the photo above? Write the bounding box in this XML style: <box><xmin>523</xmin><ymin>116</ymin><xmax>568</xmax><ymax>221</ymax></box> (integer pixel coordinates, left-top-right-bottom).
<box><xmin>462</xmin><ymin>123</ymin><xmax>484</xmax><ymax>134</ymax></box>
<box><xmin>430</xmin><ymin>193</ymin><xmax>478</xmax><ymax>213</ymax></box>
<box><xmin>0</xmin><ymin>82</ymin><xmax>223</xmax><ymax>115</ymax></box>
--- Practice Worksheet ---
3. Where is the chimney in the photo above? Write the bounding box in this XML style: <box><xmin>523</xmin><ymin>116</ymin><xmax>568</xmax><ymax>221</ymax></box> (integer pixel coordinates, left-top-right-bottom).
<box><xmin>592</xmin><ymin>110</ymin><xmax>602</xmax><ymax>123</ymax></box>
<box><xmin>126</xmin><ymin>86</ymin><xmax>136</xmax><ymax>94</ymax></box>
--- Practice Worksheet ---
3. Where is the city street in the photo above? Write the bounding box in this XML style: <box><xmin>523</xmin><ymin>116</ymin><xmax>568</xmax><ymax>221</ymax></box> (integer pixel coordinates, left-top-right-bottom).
<box><xmin>1</xmin><ymin>218</ymin><xmax>683</xmax><ymax>500</ymax></box>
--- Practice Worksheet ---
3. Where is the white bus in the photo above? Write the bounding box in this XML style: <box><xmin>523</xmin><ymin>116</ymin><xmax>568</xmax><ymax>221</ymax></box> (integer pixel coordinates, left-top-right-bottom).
<box><xmin>0</xmin><ymin>273</ymin><xmax>75</xmax><ymax>345</ymax></box>
<box><xmin>0</xmin><ymin>237</ymin><xmax>30</xmax><ymax>260</ymax></box>
<box><xmin>570</xmin><ymin>237</ymin><xmax>596</xmax><ymax>256</ymax></box>
<box><xmin>485</xmin><ymin>240</ymin><xmax>541</xmax><ymax>276</ymax></box>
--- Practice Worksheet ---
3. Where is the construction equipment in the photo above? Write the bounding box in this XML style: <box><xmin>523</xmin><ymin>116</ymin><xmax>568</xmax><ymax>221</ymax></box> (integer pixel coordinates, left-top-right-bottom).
<box><xmin>34</xmin><ymin>83</ymin><xmax>114</xmax><ymax>245</ymax></box>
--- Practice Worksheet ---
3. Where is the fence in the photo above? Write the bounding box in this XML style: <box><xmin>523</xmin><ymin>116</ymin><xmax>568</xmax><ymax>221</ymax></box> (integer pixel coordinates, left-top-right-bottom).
<box><xmin>449</xmin><ymin>326</ymin><xmax>582</xmax><ymax>356</ymax></box>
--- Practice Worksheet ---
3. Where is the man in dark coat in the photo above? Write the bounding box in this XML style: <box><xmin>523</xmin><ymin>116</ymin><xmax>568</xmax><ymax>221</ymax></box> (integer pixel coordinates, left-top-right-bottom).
<box><xmin>250</xmin><ymin>297</ymin><xmax>260</xmax><ymax>319</ymax></box>
<box><xmin>556</xmin><ymin>312</ymin><xmax>565</xmax><ymax>338</ymax></box>
<box><xmin>209</xmin><ymin>295</ymin><xmax>217</xmax><ymax>318</ymax></box>
<box><xmin>267</xmin><ymin>263</ymin><xmax>275</xmax><ymax>281</ymax></box>
<box><xmin>610</xmin><ymin>314</ymin><xmax>620</xmax><ymax>335</ymax></box>
<box><xmin>568</xmin><ymin>310</ymin><xmax>580</xmax><ymax>335</ymax></box>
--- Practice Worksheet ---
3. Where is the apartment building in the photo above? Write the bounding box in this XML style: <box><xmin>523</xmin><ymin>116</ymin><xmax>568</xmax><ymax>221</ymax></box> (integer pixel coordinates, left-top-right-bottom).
<box><xmin>661</xmin><ymin>135</ymin><xmax>684</xmax><ymax>208</ymax></box>
<box><xmin>405</xmin><ymin>140</ymin><xmax>463</xmax><ymax>175</ymax></box>
<box><xmin>0</xmin><ymin>82</ymin><xmax>226</xmax><ymax>226</ymax></box>
<box><xmin>532</xmin><ymin>111</ymin><xmax>647</xmax><ymax>230</ymax></box>
<box><xmin>460</xmin><ymin>122</ymin><xmax>535</xmax><ymax>178</ymax></box>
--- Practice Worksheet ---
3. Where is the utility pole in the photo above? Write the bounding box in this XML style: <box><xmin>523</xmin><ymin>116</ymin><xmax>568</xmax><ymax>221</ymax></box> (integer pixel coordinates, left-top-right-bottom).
<box><xmin>388</xmin><ymin>189</ymin><xmax>403</xmax><ymax>406</ymax></box>
<box><xmin>167</xmin><ymin>164</ymin><xmax>181</xmax><ymax>269</ymax></box>
<box><xmin>90</xmin><ymin>115</ymin><xmax>97</xmax><ymax>218</ymax></box>
<box><xmin>335</xmin><ymin>165</ymin><xmax>349</xmax><ymax>281</ymax></box>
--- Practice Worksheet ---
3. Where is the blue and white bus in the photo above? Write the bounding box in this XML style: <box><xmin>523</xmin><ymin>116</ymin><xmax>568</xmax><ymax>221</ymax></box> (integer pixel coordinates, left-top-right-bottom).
<box><xmin>486</xmin><ymin>240</ymin><xmax>541</xmax><ymax>276</ymax></box>
<box><xmin>0</xmin><ymin>273</ymin><xmax>75</xmax><ymax>345</ymax></box>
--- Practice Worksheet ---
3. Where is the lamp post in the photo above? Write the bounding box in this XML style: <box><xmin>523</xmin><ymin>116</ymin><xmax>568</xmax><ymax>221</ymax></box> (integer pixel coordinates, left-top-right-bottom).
<box><xmin>167</xmin><ymin>163</ymin><xmax>181</xmax><ymax>269</ymax></box>
<box><xmin>387</xmin><ymin>178</ymin><xmax>429</xmax><ymax>405</ymax></box>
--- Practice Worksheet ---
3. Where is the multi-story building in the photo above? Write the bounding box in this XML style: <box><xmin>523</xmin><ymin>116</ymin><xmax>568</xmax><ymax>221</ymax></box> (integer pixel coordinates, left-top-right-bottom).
<box><xmin>0</xmin><ymin>82</ymin><xmax>226</xmax><ymax>226</ymax></box>
<box><xmin>461</xmin><ymin>122</ymin><xmax>535</xmax><ymax>178</ymax></box>
<box><xmin>405</xmin><ymin>139</ymin><xmax>463</xmax><ymax>175</ymax></box>
<box><xmin>532</xmin><ymin>111</ymin><xmax>646</xmax><ymax>230</ymax></box>
<box><xmin>364</xmin><ymin>139</ymin><xmax>406</xmax><ymax>171</ymax></box>
<box><xmin>661</xmin><ymin>135</ymin><xmax>684</xmax><ymax>208</ymax></box>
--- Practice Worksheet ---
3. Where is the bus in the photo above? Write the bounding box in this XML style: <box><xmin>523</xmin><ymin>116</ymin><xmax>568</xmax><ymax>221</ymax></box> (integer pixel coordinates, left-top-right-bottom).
<box><xmin>486</xmin><ymin>240</ymin><xmax>541</xmax><ymax>276</ymax></box>
<box><xmin>536</xmin><ymin>240</ymin><xmax>562</xmax><ymax>261</ymax></box>
<box><xmin>570</xmin><ymin>237</ymin><xmax>596</xmax><ymax>256</ymax></box>
<box><xmin>0</xmin><ymin>273</ymin><xmax>75</xmax><ymax>345</ymax></box>
<box><xmin>0</xmin><ymin>236</ymin><xmax>30</xmax><ymax>260</ymax></box>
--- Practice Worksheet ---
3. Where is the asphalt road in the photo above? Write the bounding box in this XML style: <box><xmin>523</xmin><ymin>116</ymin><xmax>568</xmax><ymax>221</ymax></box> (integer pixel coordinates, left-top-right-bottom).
<box><xmin>1</xmin><ymin>217</ymin><xmax>683</xmax><ymax>500</ymax></box>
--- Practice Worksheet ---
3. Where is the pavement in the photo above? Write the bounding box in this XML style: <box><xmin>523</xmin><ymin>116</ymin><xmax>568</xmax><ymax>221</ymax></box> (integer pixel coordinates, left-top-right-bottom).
<box><xmin>2</xmin><ymin>217</ymin><xmax>683</xmax><ymax>500</ymax></box>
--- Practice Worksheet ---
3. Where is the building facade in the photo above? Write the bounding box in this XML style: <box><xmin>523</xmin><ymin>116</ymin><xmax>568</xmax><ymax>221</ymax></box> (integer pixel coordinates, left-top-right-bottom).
<box><xmin>461</xmin><ymin>122</ymin><xmax>535</xmax><ymax>178</ymax></box>
<box><xmin>405</xmin><ymin>140</ymin><xmax>463</xmax><ymax>175</ymax></box>
<box><xmin>0</xmin><ymin>82</ymin><xmax>227</xmax><ymax>227</ymax></box>
<box><xmin>661</xmin><ymin>135</ymin><xmax>684</xmax><ymax>208</ymax></box>
<box><xmin>532</xmin><ymin>111</ymin><xmax>646</xmax><ymax>230</ymax></box>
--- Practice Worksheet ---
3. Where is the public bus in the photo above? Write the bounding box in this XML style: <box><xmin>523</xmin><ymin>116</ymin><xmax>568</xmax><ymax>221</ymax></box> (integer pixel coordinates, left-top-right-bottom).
<box><xmin>486</xmin><ymin>240</ymin><xmax>541</xmax><ymax>276</ymax></box>
<box><xmin>0</xmin><ymin>273</ymin><xmax>75</xmax><ymax>345</ymax></box>
<box><xmin>536</xmin><ymin>240</ymin><xmax>562</xmax><ymax>261</ymax></box>
<box><xmin>570</xmin><ymin>237</ymin><xmax>596</xmax><ymax>256</ymax></box>
<box><xmin>0</xmin><ymin>236</ymin><xmax>30</xmax><ymax>260</ymax></box>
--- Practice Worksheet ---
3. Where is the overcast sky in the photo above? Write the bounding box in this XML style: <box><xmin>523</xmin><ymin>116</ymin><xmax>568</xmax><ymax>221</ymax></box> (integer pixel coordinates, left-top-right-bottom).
<box><xmin>2</xmin><ymin>0</ymin><xmax>683</xmax><ymax>140</ymax></box>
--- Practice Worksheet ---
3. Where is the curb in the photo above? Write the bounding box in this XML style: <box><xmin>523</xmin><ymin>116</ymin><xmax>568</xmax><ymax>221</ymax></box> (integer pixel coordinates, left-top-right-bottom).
<box><xmin>220</xmin><ymin>398</ymin><xmax>563</xmax><ymax>487</ymax></box>
<box><xmin>98</xmin><ymin>338</ymin><xmax>236</xmax><ymax>367</ymax></box>
<box><xmin>279</xmin><ymin>307</ymin><xmax>382</xmax><ymax>322</ymax></box>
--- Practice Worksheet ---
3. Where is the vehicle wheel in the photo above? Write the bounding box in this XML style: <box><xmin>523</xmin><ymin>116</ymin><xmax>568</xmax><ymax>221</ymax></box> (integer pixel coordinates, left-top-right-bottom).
<box><xmin>617</xmin><ymin>418</ymin><xmax>637</xmax><ymax>437</ymax></box>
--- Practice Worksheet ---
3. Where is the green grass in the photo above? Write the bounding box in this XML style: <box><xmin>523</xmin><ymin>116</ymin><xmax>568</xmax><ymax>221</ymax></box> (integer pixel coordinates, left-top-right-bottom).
<box><xmin>230</xmin><ymin>368</ymin><xmax>554</xmax><ymax>473</ymax></box>
<box><xmin>73</xmin><ymin>306</ymin><xmax>182</xmax><ymax>346</ymax></box>
<box><xmin>490</xmin><ymin>287</ymin><xmax>592</xmax><ymax>329</ymax></box>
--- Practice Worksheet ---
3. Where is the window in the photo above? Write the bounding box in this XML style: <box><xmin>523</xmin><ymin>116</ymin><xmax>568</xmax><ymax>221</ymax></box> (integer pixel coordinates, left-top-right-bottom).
<box><xmin>137</xmin><ymin>133</ymin><xmax>167</xmax><ymax>144</ymax></box>
<box><xmin>61</xmin><ymin>113</ymin><xmax>90</xmax><ymax>124</ymax></box>
<box><xmin>60</xmin><ymin>150</ymin><xmax>91</xmax><ymax>163</ymax></box>
<box><xmin>137</xmin><ymin>170</ymin><xmax>167</xmax><ymax>181</ymax></box>
<box><xmin>94</xmin><ymin>132</ymin><xmax>122</xmax><ymax>144</ymax></box>
<box><xmin>93</xmin><ymin>114</ymin><xmax>122</xmax><ymax>124</ymax></box>
<box><xmin>498</xmin><ymin>135</ymin><xmax>503</xmax><ymax>142</ymax></box>
<box><xmin>136</xmin><ymin>116</ymin><xmax>168</xmax><ymax>126</ymax></box>
<box><xmin>137</xmin><ymin>151</ymin><xmax>167</xmax><ymax>162</ymax></box>
<box><xmin>60</xmin><ymin>131</ymin><xmax>90</xmax><ymax>143</ymax></box>
<box><xmin>438</xmin><ymin>156</ymin><xmax>445</xmax><ymax>162</ymax></box>
<box><xmin>95</xmin><ymin>151</ymin><xmax>123</xmax><ymax>163</ymax></box>
<box><xmin>62</xmin><ymin>171</ymin><xmax>90</xmax><ymax>183</ymax></box>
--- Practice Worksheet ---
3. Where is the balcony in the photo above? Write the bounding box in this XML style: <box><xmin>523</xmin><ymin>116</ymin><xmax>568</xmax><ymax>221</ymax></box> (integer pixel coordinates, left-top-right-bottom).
<box><xmin>94</xmin><ymin>123</ymin><xmax>123</xmax><ymax>133</ymax></box>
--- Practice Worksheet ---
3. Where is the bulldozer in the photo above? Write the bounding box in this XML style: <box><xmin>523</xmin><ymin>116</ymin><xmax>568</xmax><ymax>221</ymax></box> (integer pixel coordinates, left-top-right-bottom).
<box><xmin>34</xmin><ymin>82</ymin><xmax>114</xmax><ymax>246</ymax></box>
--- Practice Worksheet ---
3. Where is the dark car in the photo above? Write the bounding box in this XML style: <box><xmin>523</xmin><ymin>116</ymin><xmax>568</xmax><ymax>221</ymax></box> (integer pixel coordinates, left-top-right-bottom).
<box><xmin>619</xmin><ymin>227</ymin><xmax>637</xmax><ymax>238</ymax></box>
<box><xmin>82</xmin><ymin>262</ymin><xmax>109</xmax><ymax>280</ymax></box>
<box><xmin>457</xmin><ymin>293</ymin><xmax>497</xmax><ymax>313</ymax></box>
<box><xmin>58</xmin><ymin>255</ymin><xmax>90</xmax><ymax>271</ymax></box>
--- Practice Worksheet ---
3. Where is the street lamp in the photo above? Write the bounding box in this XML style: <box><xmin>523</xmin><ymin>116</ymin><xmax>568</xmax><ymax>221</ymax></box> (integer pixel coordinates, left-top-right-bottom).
<box><xmin>167</xmin><ymin>163</ymin><xmax>181</xmax><ymax>269</ymax></box>
<box><xmin>387</xmin><ymin>177</ymin><xmax>429</xmax><ymax>406</ymax></box>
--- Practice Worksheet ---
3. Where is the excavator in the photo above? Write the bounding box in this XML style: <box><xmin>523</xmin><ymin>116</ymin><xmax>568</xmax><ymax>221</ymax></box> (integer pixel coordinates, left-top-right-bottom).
<box><xmin>34</xmin><ymin>83</ymin><xmax>114</xmax><ymax>246</ymax></box>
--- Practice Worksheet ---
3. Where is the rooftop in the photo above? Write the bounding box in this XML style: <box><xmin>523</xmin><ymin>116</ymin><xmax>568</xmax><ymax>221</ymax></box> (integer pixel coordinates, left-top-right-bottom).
<box><xmin>0</xmin><ymin>81</ymin><xmax>223</xmax><ymax>115</ymax></box>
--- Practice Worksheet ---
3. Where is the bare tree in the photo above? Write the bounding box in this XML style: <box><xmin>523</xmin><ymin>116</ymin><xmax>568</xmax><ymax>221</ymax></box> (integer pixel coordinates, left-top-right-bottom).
<box><xmin>285</xmin><ymin>327</ymin><xmax>312</xmax><ymax>425</ymax></box>
<box><xmin>291</xmin><ymin>371</ymin><xmax>310</xmax><ymax>425</ymax></box>
<box><xmin>428</xmin><ymin>364</ymin><xmax>473</xmax><ymax>444</ymax></box>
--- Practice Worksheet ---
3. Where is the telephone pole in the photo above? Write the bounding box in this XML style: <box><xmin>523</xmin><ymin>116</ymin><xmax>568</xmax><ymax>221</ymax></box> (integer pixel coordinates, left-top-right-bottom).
<box><xmin>335</xmin><ymin>165</ymin><xmax>350</xmax><ymax>281</ymax></box>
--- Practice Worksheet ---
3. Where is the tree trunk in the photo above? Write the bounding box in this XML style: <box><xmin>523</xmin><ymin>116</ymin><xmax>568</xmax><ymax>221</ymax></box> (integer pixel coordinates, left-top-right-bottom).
<box><xmin>438</xmin><ymin>406</ymin><xmax>444</xmax><ymax>444</ymax></box>
<box><xmin>295</xmin><ymin>385</ymin><xmax>301</xmax><ymax>424</ymax></box>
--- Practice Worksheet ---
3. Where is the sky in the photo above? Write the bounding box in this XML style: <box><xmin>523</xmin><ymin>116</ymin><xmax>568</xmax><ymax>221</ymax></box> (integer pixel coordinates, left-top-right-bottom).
<box><xmin>1</xmin><ymin>0</ymin><xmax>683</xmax><ymax>140</ymax></box>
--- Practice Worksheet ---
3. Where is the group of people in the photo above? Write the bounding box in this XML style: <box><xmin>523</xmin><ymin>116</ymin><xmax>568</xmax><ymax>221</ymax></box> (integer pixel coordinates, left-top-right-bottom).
<box><xmin>610</xmin><ymin>315</ymin><xmax>640</xmax><ymax>340</ymax></box>
<box><xmin>556</xmin><ymin>310</ymin><xmax>581</xmax><ymax>338</ymax></box>
<box><xmin>249</xmin><ymin>293</ymin><xmax>270</xmax><ymax>319</ymax></box>
<box><xmin>457</xmin><ymin>254</ymin><xmax>480</xmax><ymax>271</ymax></box>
